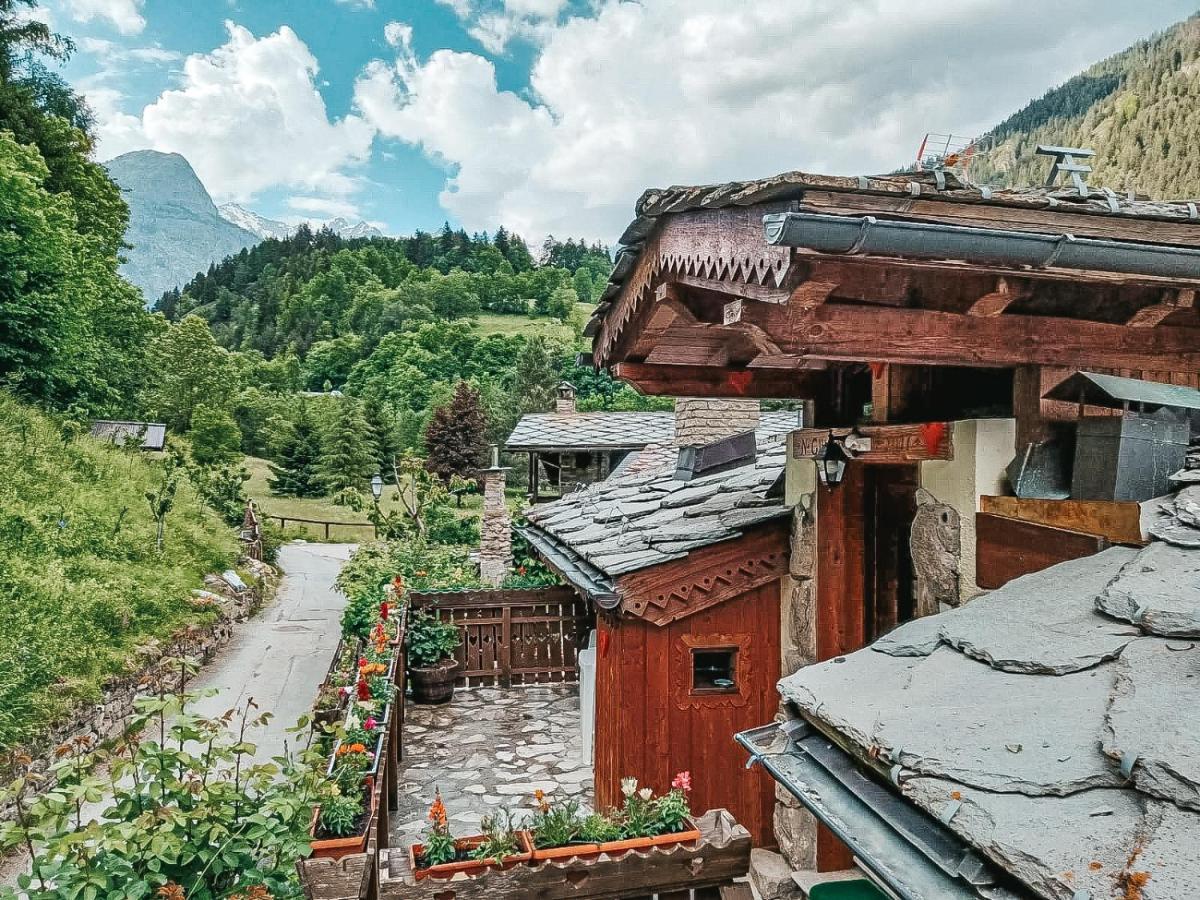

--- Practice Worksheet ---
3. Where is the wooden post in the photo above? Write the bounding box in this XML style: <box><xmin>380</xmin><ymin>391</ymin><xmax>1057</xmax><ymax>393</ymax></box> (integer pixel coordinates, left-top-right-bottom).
<box><xmin>1013</xmin><ymin>365</ymin><xmax>1049</xmax><ymax>451</ymax></box>
<box><xmin>500</xmin><ymin>604</ymin><xmax>513</xmax><ymax>687</ymax></box>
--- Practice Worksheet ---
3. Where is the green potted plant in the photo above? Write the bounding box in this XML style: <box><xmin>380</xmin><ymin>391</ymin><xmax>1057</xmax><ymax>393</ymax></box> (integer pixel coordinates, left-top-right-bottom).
<box><xmin>595</xmin><ymin>773</ymin><xmax>701</xmax><ymax>854</ymax></box>
<box><xmin>406</xmin><ymin>610</ymin><xmax>462</xmax><ymax>704</ymax></box>
<box><xmin>409</xmin><ymin>793</ymin><xmax>532</xmax><ymax>880</ymax></box>
<box><xmin>309</xmin><ymin>787</ymin><xmax>373</xmax><ymax>860</ymax></box>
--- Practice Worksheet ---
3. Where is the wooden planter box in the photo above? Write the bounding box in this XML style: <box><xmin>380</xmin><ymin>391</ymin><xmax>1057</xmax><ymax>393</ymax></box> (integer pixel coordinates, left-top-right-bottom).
<box><xmin>408</xmin><ymin>833</ymin><xmax>534</xmax><ymax>880</ymax></box>
<box><xmin>377</xmin><ymin>809</ymin><xmax>750</xmax><ymax>899</ymax></box>
<box><xmin>522</xmin><ymin>817</ymin><xmax>701</xmax><ymax>863</ymax></box>
<box><xmin>309</xmin><ymin>785</ymin><xmax>378</xmax><ymax>862</ymax></box>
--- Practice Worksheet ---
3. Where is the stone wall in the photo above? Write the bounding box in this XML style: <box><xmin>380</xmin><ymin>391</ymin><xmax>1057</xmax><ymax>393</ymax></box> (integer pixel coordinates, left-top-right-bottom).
<box><xmin>673</xmin><ymin>398</ymin><xmax>761</xmax><ymax>447</ymax></box>
<box><xmin>0</xmin><ymin>557</ymin><xmax>277</xmax><ymax>821</ymax></box>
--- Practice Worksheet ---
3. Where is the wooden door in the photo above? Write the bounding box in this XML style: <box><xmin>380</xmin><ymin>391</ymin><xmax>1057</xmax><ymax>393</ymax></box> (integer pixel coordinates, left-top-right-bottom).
<box><xmin>864</xmin><ymin>465</ymin><xmax>918</xmax><ymax>640</ymax></box>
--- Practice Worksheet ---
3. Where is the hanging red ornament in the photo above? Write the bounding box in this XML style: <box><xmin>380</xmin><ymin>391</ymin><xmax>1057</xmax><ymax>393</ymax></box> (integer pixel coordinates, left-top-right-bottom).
<box><xmin>920</xmin><ymin>422</ymin><xmax>948</xmax><ymax>456</ymax></box>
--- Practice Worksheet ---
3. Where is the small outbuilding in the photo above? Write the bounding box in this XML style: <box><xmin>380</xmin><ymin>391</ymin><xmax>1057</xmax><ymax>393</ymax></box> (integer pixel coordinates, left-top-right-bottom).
<box><xmin>505</xmin><ymin>382</ymin><xmax>676</xmax><ymax>502</ymax></box>
<box><xmin>521</xmin><ymin>409</ymin><xmax>797</xmax><ymax>845</ymax></box>
<box><xmin>89</xmin><ymin>420</ymin><xmax>167</xmax><ymax>451</ymax></box>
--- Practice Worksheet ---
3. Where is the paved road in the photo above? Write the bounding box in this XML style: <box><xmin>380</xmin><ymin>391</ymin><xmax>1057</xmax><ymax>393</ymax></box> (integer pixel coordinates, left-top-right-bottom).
<box><xmin>0</xmin><ymin>542</ymin><xmax>356</xmax><ymax>887</ymax></box>
<box><xmin>189</xmin><ymin>542</ymin><xmax>355</xmax><ymax>761</ymax></box>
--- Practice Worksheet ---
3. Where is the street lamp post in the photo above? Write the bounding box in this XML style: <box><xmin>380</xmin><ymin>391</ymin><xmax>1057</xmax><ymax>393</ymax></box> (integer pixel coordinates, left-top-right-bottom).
<box><xmin>370</xmin><ymin>473</ymin><xmax>384</xmax><ymax>537</ymax></box>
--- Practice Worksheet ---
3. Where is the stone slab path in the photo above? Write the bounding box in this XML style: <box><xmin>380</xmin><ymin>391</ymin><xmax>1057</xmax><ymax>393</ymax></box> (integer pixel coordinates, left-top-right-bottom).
<box><xmin>393</xmin><ymin>684</ymin><xmax>593</xmax><ymax>840</ymax></box>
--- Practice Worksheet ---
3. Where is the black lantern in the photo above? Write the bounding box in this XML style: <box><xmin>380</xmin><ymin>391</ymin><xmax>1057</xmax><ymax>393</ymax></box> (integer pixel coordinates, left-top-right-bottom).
<box><xmin>816</xmin><ymin>436</ymin><xmax>852</xmax><ymax>487</ymax></box>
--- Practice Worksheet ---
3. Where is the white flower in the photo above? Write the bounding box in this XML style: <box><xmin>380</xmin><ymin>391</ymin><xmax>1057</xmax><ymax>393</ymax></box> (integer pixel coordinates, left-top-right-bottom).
<box><xmin>638</xmin><ymin>787</ymin><xmax>653</xmax><ymax>802</ymax></box>
<box><xmin>621</xmin><ymin>777</ymin><xmax>637</xmax><ymax>798</ymax></box>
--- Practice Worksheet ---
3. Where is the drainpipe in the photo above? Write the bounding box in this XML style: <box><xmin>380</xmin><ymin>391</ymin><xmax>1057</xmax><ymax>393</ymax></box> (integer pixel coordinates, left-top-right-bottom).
<box><xmin>763</xmin><ymin>212</ymin><xmax>1200</xmax><ymax>280</ymax></box>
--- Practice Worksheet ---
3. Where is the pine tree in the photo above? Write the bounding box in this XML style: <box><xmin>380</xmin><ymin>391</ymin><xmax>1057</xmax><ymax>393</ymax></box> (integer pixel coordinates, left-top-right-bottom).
<box><xmin>424</xmin><ymin>381</ymin><xmax>489</xmax><ymax>482</ymax></box>
<box><xmin>268</xmin><ymin>405</ymin><xmax>324</xmax><ymax>497</ymax></box>
<box><xmin>318</xmin><ymin>399</ymin><xmax>378</xmax><ymax>494</ymax></box>
<box><xmin>363</xmin><ymin>394</ymin><xmax>399</xmax><ymax>475</ymax></box>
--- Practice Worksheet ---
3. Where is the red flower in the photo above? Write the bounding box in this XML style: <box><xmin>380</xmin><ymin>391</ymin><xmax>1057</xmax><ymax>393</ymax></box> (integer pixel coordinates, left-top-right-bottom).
<box><xmin>380</xmin><ymin>601</ymin><xmax>390</xmax><ymax>621</ymax></box>
<box><xmin>356</xmin><ymin>678</ymin><xmax>370</xmax><ymax>701</ymax></box>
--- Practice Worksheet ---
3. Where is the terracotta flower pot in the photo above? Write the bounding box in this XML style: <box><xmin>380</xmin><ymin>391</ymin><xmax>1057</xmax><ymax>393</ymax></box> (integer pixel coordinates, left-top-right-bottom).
<box><xmin>520</xmin><ymin>829</ymin><xmax>602</xmax><ymax>862</ymax></box>
<box><xmin>408</xmin><ymin>832</ymin><xmax>533</xmax><ymax>880</ymax></box>
<box><xmin>308</xmin><ymin>788</ymin><xmax>377</xmax><ymax>861</ymax></box>
<box><xmin>409</xmin><ymin>659</ymin><xmax>459</xmax><ymax>705</ymax></box>
<box><xmin>596</xmin><ymin>818</ymin><xmax>702</xmax><ymax>856</ymax></box>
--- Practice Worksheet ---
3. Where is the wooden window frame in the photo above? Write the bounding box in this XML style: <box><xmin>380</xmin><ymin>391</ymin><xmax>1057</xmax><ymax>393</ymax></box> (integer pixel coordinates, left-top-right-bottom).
<box><xmin>674</xmin><ymin>633</ymin><xmax>752</xmax><ymax>710</ymax></box>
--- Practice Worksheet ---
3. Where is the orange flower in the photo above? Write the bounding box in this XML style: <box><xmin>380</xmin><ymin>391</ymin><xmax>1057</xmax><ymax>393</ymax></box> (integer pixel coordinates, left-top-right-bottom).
<box><xmin>157</xmin><ymin>886</ymin><xmax>186</xmax><ymax>900</ymax></box>
<box><xmin>337</xmin><ymin>742</ymin><xmax>368</xmax><ymax>756</ymax></box>
<box><xmin>534</xmin><ymin>788</ymin><xmax>549</xmax><ymax>813</ymax></box>
<box><xmin>428</xmin><ymin>790</ymin><xmax>448</xmax><ymax>829</ymax></box>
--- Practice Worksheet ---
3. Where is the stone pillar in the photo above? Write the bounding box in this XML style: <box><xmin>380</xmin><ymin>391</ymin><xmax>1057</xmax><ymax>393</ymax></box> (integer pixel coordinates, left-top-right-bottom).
<box><xmin>776</xmin><ymin>451</ymin><xmax>819</xmax><ymax>870</ymax></box>
<box><xmin>478</xmin><ymin>446</ymin><xmax>512</xmax><ymax>587</ymax></box>
<box><xmin>673</xmin><ymin>398</ymin><xmax>761</xmax><ymax>447</ymax></box>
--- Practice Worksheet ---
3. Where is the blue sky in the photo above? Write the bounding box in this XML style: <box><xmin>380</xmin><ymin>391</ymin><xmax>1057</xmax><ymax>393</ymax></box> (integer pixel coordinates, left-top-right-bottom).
<box><xmin>40</xmin><ymin>0</ymin><xmax>1200</xmax><ymax>243</ymax></box>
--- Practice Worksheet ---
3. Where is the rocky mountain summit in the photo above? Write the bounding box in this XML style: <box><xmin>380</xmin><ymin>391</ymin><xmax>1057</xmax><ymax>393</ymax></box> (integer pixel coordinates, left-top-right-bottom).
<box><xmin>105</xmin><ymin>150</ymin><xmax>259</xmax><ymax>304</ymax></box>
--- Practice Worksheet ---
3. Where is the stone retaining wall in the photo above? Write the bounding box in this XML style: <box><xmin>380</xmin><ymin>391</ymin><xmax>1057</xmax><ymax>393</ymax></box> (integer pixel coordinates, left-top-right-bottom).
<box><xmin>0</xmin><ymin>556</ymin><xmax>279</xmax><ymax>821</ymax></box>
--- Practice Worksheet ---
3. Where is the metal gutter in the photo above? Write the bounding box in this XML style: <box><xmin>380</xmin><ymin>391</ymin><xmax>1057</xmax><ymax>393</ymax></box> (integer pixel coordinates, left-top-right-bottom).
<box><xmin>763</xmin><ymin>211</ymin><xmax>1200</xmax><ymax>280</ymax></box>
<box><xmin>736</xmin><ymin>722</ymin><xmax>1022</xmax><ymax>900</ymax></box>
<box><xmin>515</xmin><ymin>525</ymin><xmax>621</xmax><ymax>609</ymax></box>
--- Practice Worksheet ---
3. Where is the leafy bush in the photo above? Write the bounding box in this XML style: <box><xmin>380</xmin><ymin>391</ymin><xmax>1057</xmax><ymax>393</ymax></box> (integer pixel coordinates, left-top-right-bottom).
<box><xmin>0</xmin><ymin>394</ymin><xmax>237</xmax><ymax>750</ymax></box>
<box><xmin>425</xmin><ymin>504</ymin><xmax>479</xmax><ymax>546</ymax></box>
<box><xmin>0</xmin><ymin>666</ymin><xmax>322</xmax><ymax>899</ymax></box>
<box><xmin>406</xmin><ymin>611</ymin><xmax>462</xmax><ymax>668</ymax></box>
<box><xmin>340</xmin><ymin>584</ymin><xmax>387</xmax><ymax>641</ymax></box>
<box><xmin>336</xmin><ymin>539</ymin><xmax>481</xmax><ymax>600</ymax></box>
<box><xmin>317</xmin><ymin>791</ymin><xmax>364</xmax><ymax>839</ymax></box>
<box><xmin>470</xmin><ymin>808</ymin><xmax>522</xmax><ymax>864</ymax></box>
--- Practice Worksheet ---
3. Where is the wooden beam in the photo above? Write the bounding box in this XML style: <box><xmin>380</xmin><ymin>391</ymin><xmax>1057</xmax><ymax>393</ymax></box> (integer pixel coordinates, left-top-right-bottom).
<box><xmin>732</xmin><ymin>302</ymin><xmax>1200</xmax><ymax>371</ymax></box>
<box><xmin>976</xmin><ymin>513</ymin><xmax>1109</xmax><ymax>590</ymax></box>
<box><xmin>980</xmin><ymin>496</ymin><xmax>1146</xmax><ymax>546</ymax></box>
<box><xmin>1126</xmin><ymin>288</ymin><xmax>1196</xmax><ymax>327</ymax></box>
<box><xmin>967</xmin><ymin>277</ymin><xmax>1024</xmax><ymax>317</ymax></box>
<box><xmin>612</xmin><ymin>362</ymin><xmax>829</xmax><ymax>398</ymax></box>
<box><xmin>629</xmin><ymin>283</ymin><xmax>696</xmax><ymax>359</ymax></box>
<box><xmin>672</xmin><ymin>273</ymin><xmax>792</xmax><ymax>304</ymax></box>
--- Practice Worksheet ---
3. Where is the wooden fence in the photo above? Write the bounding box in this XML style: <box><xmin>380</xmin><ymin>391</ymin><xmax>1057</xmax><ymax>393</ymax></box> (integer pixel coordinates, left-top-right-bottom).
<box><xmin>266</xmin><ymin>514</ymin><xmax>375</xmax><ymax>541</ymax></box>
<box><xmin>409</xmin><ymin>587</ymin><xmax>593</xmax><ymax>687</ymax></box>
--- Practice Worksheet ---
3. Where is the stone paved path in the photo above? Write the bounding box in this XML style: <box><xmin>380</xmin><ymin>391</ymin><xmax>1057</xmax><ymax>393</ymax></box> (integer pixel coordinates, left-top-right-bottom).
<box><xmin>394</xmin><ymin>684</ymin><xmax>592</xmax><ymax>839</ymax></box>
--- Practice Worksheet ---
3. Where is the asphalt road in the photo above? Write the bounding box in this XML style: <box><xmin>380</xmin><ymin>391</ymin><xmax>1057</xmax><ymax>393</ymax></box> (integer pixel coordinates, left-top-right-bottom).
<box><xmin>188</xmin><ymin>542</ymin><xmax>355</xmax><ymax>761</ymax></box>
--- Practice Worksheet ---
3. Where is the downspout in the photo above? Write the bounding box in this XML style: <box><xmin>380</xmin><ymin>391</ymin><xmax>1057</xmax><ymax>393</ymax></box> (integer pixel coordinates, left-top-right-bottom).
<box><xmin>763</xmin><ymin>212</ymin><xmax>1200</xmax><ymax>280</ymax></box>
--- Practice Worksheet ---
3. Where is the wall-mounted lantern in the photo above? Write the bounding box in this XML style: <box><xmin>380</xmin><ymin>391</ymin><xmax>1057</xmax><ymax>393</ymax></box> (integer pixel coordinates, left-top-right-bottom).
<box><xmin>816</xmin><ymin>436</ymin><xmax>853</xmax><ymax>487</ymax></box>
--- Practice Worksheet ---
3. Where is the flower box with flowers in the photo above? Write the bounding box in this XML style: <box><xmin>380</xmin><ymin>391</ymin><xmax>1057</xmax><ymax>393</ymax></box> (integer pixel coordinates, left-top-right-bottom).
<box><xmin>522</xmin><ymin>773</ymin><xmax>699</xmax><ymax>863</ymax></box>
<box><xmin>408</xmin><ymin>791</ymin><xmax>532</xmax><ymax>880</ymax></box>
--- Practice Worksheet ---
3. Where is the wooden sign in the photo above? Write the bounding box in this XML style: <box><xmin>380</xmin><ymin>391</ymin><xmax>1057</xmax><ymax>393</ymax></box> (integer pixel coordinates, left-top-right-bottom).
<box><xmin>791</xmin><ymin>423</ymin><xmax>953</xmax><ymax>463</ymax></box>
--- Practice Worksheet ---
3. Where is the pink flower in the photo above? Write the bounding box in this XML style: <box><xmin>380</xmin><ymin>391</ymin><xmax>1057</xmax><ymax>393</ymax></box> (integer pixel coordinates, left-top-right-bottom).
<box><xmin>339</xmin><ymin>686</ymin><xmax>350</xmax><ymax>697</ymax></box>
<box><xmin>364</xmin><ymin>717</ymin><xmax>378</xmax><ymax>731</ymax></box>
<box><xmin>672</xmin><ymin>771</ymin><xmax>692</xmax><ymax>793</ymax></box>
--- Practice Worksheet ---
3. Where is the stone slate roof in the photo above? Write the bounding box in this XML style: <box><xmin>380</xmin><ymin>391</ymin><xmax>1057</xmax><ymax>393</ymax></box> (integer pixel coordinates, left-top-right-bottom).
<box><xmin>505</xmin><ymin>411</ymin><xmax>675</xmax><ymax>452</ymax></box>
<box><xmin>522</xmin><ymin>416</ymin><xmax>796</xmax><ymax>586</ymax></box>
<box><xmin>586</xmin><ymin>168</ymin><xmax>1200</xmax><ymax>340</ymax></box>
<box><xmin>779</xmin><ymin>491</ymin><xmax>1200</xmax><ymax>900</ymax></box>
<box><xmin>89</xmin><ymin>420</ymin><xmax>166</xmax><ymax>451</ymax></box>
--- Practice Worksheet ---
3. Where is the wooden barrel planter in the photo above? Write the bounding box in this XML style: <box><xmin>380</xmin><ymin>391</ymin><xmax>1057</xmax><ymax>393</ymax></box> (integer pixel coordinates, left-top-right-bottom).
<box><xmin>409</xmin><ymin>660</ymin><xmax>459</xmax><ymax>705</ymax></box>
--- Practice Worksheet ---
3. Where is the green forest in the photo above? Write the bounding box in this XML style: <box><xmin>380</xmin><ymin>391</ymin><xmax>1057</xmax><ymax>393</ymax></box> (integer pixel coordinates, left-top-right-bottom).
<box><xmin>970</xmin><ymin>13</ymin><xmax>1200</xmax><ymax>198</ymax></box>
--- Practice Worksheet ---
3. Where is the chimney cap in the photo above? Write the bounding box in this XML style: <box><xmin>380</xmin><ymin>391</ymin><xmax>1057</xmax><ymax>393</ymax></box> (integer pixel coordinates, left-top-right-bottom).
<box><xmin>556</xmin><ymin>381</ymin><xmax>576</xmax><ymax>398</ymax></box>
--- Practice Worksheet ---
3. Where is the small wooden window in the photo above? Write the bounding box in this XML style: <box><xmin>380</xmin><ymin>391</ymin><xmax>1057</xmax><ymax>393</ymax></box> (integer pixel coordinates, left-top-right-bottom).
<box><xmin>691</xmin><ymin>648</ymin><xmax>737</xmax><ymax>693</ymax></box>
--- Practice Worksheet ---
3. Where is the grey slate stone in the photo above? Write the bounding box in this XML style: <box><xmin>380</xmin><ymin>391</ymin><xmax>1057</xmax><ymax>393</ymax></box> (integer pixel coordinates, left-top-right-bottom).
<box><xmin>871</xmin><ymin>614</ymin><xmax>948</xmax><ymax>657</ymax></box>
<box><xmin>938</xmin><ymin>548</ymin><xmax>1140</xmax><ymax>674</ymax></box>
<box><xmin>1104</xmin><ymin>637</ymin><xmax>1200</xmax><ymax>812</ymax></box>
<box><xmin>1096</xmin><ymin>542</ymin><xmax>1200</xmax><ymax>637</ymax></box>
<box><xmin>902</xmin><ymin>778</ymin><xmax>1146</xmax><ymax>900</ymax></box>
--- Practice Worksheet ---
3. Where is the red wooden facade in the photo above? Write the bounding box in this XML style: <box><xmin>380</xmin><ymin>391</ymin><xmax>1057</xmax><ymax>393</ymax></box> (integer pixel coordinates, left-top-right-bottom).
<box><xmin>593</xmin><ymin>525</ymin><xmax>787</xmax><ymax>847</ymax></box>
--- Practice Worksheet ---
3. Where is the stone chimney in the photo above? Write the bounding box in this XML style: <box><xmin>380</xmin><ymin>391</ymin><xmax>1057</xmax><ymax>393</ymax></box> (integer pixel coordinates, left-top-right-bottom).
<box><xmin>673</xmin><ymin>398</ymin><xmax>761</xmax><ymax>447</ymax></box>
<box><xmin>555</xmin><ymin>381</ymin><xmax>577</xmax><ymax>415</ymax></box>
<box><xmin>478</xmin><ymin>445</ymin><xmax>512</xmax><ymax>587</ymax></box>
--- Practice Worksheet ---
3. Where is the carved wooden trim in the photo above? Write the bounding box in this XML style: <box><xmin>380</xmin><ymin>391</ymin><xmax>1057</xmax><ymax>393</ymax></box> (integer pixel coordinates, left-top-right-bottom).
<box><xmin>617</xmin><ymin>524</ymin><xmax>789</xmax><ymax>626</ymax></box>
<box><xmin>673</xmin><ymin>633</ymin><xmax>753</xmax><ymax>710</ymax></box>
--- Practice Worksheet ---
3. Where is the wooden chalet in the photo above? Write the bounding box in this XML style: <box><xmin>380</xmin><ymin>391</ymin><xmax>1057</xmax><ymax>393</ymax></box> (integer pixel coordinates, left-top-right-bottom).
<box><xmin>520</xmin><ymin>410</ymin><xmax>799</xmax><ymax>846</ymax></box>
<box><xmin>505</xmin><ymin>382</ymin><xmax>676</xmax><ymax>502</ymax></box>
<box><xmin>581</xmin><ymin>166</ymin><xmax>1200</xmax><ymax>883</ymax></box>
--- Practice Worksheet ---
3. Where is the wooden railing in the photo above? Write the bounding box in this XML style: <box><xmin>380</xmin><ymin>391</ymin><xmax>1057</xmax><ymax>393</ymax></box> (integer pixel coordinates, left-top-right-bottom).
<box><xmin>410</xmin><ymin>587</ymin><xmax>593</xmax><ymax>687</ymax></box>
<box><xmin>266</xmin><ymin>514</ymin><xmax>375</xmax><ymax>541</ymax></box>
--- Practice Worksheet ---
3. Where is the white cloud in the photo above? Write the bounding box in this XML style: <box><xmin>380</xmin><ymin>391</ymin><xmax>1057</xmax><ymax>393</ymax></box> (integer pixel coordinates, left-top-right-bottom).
<box><xmin>356</xmin><ymin>0</ymin><xmax>1198</xmax><ymax>242</ymax></box>
<box><xmin>113</xmin><ymin>22</ymin><xmax>375</xmax><ymax>202</ymax></box>
<box><xmin>288</xmin><ymin>195</ymin><xmax>362</xmax><ymax>219</ymax></box>
<box><xmin>383</xmin><ymin>21</ymin><xmax>413</xmax><ymax>52</ymax></box>
<box><xmin>433</xmin><ymin>0</ymin><xmax>566</xmax><ymax>52</ymax></box>
<box><xmin>63</xmin><ymin>0</ymin><xmax>146</xmax><ymax>35</ymax></box>
<box><xmin>79</xmin><ymin>36</ymin><xmax>181</xmax><ymax>65</ymax></box>
<box><xmin>335</xmin><ymin>0</ymin><xmax>376</xmax><ymax>9</ymax></box>
<box><xmin>86</xmin><ymin>86</ymin><xmax>147</xmax><ymax>160</ymax></box>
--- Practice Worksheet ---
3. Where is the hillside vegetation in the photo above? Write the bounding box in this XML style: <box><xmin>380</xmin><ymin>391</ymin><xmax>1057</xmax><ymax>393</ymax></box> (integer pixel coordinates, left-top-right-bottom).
<box><xmin>0</xmin><ymin>393</ymin><xmax>237</xmax><ymax>749</ymax></box>
<box><xmin>971</xmin><ymin>13</ymin><xmax>1200</xmax><ymax>198</ymax></box>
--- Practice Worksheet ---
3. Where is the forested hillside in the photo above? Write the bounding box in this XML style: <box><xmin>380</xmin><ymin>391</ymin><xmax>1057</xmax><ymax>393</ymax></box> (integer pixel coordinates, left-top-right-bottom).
<box><xmin>970</xmin><ymin>14</ymin><xmax>1200</xmax><ymax>197</ymax></box>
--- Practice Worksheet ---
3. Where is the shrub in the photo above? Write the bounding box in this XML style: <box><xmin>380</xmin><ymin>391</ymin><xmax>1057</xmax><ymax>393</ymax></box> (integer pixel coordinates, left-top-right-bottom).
<box><xmin>0</xmin><ymin>665</ymin><xmax>323</xmax><ymax>898</ymax></box>
<box><xmin>406</xmin><ymin>610</ymin><xmax>462</xmax><ymax>668</ymax></box>
<box><xmin>336</xmin><ymin>539</ymin><xmax>481</xmax><ymax>600</ymax></box>
<box><xmin>317</xmin><ymin>791</ymin><xmax>364</xmax><ymax>839</ymax></box>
